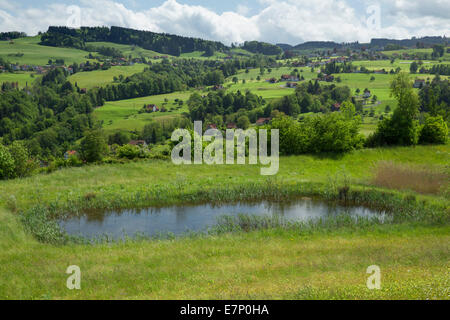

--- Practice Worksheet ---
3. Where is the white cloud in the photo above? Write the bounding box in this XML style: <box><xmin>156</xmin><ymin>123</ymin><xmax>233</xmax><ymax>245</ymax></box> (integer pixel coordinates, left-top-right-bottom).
<box><xmin>237</xmin><ymin>4</ymin><xmax>250</xmax><ymax>16</ymax></box>
<box><xmin>0</xmin><ymin>0</ymin><xmax>448</xmax><ymax>45</ymax></box>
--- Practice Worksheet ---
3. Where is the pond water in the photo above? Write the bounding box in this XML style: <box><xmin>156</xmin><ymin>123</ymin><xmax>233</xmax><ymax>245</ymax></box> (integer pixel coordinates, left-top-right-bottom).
<box><xmin>59</xmin><ymin>199</ymin><xmax>386</xmax><ymax>240</ymax></box>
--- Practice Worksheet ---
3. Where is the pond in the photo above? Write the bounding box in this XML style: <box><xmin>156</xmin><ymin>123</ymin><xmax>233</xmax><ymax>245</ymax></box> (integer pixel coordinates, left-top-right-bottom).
<box><xmin>59</xmin><ymin>198</ymin><xmax>386</xmax><ymax>240</ymax></box>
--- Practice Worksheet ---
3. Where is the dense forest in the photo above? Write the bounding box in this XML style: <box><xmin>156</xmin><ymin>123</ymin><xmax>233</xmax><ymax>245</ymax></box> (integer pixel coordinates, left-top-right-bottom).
<box><xmin>40</xmin><ymin>26</ymin><xmax>227</xmax><ymax>56</ymax></box>
<box><xmin>187</xmin><ymin>90</ymin><xmax>265</xmax><ymax>127</ymax></box>
<box><xmin>0</xmin><ymin>32</ymin><xmax>27</xmax><ymax>41</ymax></box>
<box><xmin>418</xmin><ymin>75</ymin><xmax>450</xmax><ymax>121</ymax></box>
<box><xmin>241</xmin><ymin>41</ymin><xmax>283</xmax><ymax>56</ymax></box>
<box><xmin>266</xmin><ymin>81</ymin><xmax>353</xmax><ymax>117</ymax></box>
<box><xmin>87</xmin><ymin>58</ymin><xmax>243</xmax><ymax>102</ymax></box>
<box><xmin>0</xmin><ymin>68</ymin><xmax>96</xmax><ymax>157</ymax></box>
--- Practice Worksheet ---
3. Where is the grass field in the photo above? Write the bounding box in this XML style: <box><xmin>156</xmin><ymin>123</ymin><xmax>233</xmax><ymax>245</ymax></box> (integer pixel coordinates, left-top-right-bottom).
<box><xmin>86</xmin><ymin>42</ymin><xmax>168</xmax><ymax>61</ymax></box>
<box><xmin>382</xmin><ymin>47</ymin><xmax>450</xmax><ymax>61</ymax></box>
<box><xmin>0</xmin><ymin>145</ymin><xmax>448</xmax><ymax>299</ymax></box>
<box><xmin>94</xmin><ymin>60</ymin><xmax>440</xmax><ymax>135</ymax></box>
<box><xmin>0</xmin><ymin>37</ymin><xmax>97</xmax><ymax>66</ymax></box>
<box><xmin>352</xmin><ymin>59</ymin><xmax>450</xmax><ymax>72</ymax></box>
<box><xmin>0</xmin><ymin>72</ymin><xmax>38</xmax><ymax>88</ymax></box>
<box><xmin>93</xmin><ymin>91</ymin><xmax>192</xmax><ymax>133</ymax></box>
<box><xmin>180</xmin><ymin>51</ymin><xmax>228</xmax><ymax>60</ymax></box>
<box><xmin>68</xmin><ymin>64</ymin><xmax>147</xmax><ymax>90</ymax></box>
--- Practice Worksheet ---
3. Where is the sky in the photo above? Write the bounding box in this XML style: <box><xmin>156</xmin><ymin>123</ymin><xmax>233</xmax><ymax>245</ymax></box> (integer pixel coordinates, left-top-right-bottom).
<box><xmin>0</xmin><ymin>0</ymin><xmax>449</xmax><ymax>45</ymax></box>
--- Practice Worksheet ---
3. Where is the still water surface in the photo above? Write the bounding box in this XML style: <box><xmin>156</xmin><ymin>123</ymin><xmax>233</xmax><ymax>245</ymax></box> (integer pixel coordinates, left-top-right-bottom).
<box><xmin>59</xmin><ymin>199</ymin><xmax>385</xmax><ymax>239</ymax></box>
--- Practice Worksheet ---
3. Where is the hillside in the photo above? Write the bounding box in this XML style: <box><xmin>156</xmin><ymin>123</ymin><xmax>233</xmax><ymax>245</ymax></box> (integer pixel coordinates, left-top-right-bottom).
<box><xmin>40</xmin><ymin>26</ymin><xmax>228</xmax><ymax>56</ymax></box>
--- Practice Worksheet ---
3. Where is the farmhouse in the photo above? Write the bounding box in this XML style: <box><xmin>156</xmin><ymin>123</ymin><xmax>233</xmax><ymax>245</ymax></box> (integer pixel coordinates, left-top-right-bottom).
<box><xmin>146</xmin><ymin>104</ymin><xmax>159</xmax><ymax>112</ymax></box>
<box><xmin>129</xmin><ymin>140</ymin><xmax>147</xmax><ymax>147</ymax></box>
<box><xmin>256</xmin><ymin>118</ymin><xmax>271</xmax><ymax>126</ymax></box>
<box><xmin>206</xmin><ymin>124</ymin><xmax>218</xmax><ymax>130</ymax></box>
<box><xmin>212</xmin><ymin>85</ymin><xmax>224</xmax><ymax>91</ymax></box>
<box><xmin>363</xmin><ymin>89</ymin><xmax>371</xmax><ymax>98</ymax></box>
<box><xmin>286</xmin><ymin>82</ymin><xmax>298</xmax><ymax>88</ymax></box>
<box><xmin>281</xmin><ymin>75</ymin><xmax>299</xmax><ymax>82</ymax></box>
<box><xmin>319</xmin><ymin>74</ymin><xmax>334</xmax><ymax>82</ymax></box>
<box><xmin>64</xmin><ymin>150</ymin><xmax>77</xmax><ymax>160</ymax></box>
<box><xmin>226</xmin><ymin>123</ymin><xmax>237</xmax><ymax>129</ymax></box>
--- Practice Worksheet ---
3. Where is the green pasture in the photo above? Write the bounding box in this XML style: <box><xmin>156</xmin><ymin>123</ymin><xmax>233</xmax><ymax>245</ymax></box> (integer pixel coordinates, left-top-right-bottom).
<box><xmin>86</xmin><ymin>41</ymin><xmax>168</xmax><ymax>60</ymax></box>
<box><xmin>0</xmin><ymin>145</ymin><xmax>449</xmax><ymax>299</ymax></box>
<box><xmin>0</xmin><ymin>37</ymin><xmax>96</xmax><ymax>66</ymax></box>
<box><xmin>93</xmin><ymin>91</ymin><xmax>192</xmax><ymax>133</ymax></box>
<box><xmin>0</xmin><ymin>72</ymin><xmax>38</xmax><ymax>88</ymax></box>
<box><xmin>68</xmin><ymin>64</ymin><xmax>147</xmax><ymax>89</ymax></box>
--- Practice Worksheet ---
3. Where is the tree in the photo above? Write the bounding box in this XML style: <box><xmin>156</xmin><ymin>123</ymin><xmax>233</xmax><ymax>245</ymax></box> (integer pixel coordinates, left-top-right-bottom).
<box><xmin>367</xmin><ymin>73</ymin><xmax>420</xmax><ymax>146</ymax></box>
<box><xmin>232</xmin><ymin>77</ymin><xmax>238</xmax><ymax>84</ymax></box>
<box><xmin>237</xmin><ymin>115</ymin><xmax>250</xmax><ymax>129</ymax></box>
<box><xmin>410</xmin><ymin>61</ymin><xmax>418</xmax><ymax>74</ymax></box>
<box><xmin>419</xmin><ymin>116</ymin><xmax>448</xmax><ymax>144</ymax></box>
<box><xmin>108</xmin><ymin>131</ymin><xmax>130</xmax><ymax>146</ymax></box>
<box><xmin>432</xmin><ymin>45</ymin><xmax>444</xmax><ymax>59</ymax></box>
<box><xmin>0</xmin><ymin>144</ymin><xmax>14</xmax><ymax>179</ymax></box>
<box><xmin>80</xmin><ymin>130</ymin><xmax>108</xmax><ymax>162</ymax></box>
<box><xmin>340</xmin><ymin>101</ymin><xmax>356</xmax><ymax>120</ymax></box>
<box><xmin>8</xmin><ymin>141</ymin><xmax>33</xmax><ymax>178</ymax></box>
<box><xmin>204</xmin><ymin>45</ymin><xmax>215</xmax><ymax>57</ymax></box>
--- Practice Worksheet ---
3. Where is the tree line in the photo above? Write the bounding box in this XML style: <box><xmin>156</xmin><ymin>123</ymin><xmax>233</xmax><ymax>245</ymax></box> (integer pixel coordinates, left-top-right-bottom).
<box><xmin>40</xmin><ymin>26</ymin><xmax>227</xmax><ymax>56</ymax></box>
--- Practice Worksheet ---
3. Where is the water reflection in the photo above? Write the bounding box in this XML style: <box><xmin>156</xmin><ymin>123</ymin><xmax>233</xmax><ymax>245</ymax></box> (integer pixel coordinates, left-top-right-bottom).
<box><xmin>60</xmin><ymin>199</ymin><xmax>385</xmax><ymax>239</ymax></box>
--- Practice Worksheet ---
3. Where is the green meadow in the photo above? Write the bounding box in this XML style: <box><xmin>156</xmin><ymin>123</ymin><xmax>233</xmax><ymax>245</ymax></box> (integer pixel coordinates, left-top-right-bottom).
<box><xmin>0</xmin><ymin>145</ymin><xmax>448</xmax><ymax>299</ymax></box>
<box><xmin>93</xmin><ymin>91</ymin><xmax>192</xmax><ymax>133</ymax></box>
<box><xmin>382</xmin><ymin>47</ymin><xmax>450</xmax><ymax>61</ymax></box>
<box><xmin>86</xmin><ymin>41</ymin><xmax>167</xmax><ymax>60</ymax></box>
<box><xmin>0</xmin><ymin>37</ymin><xmax>96</xmax><ymax>66</ymax></box>
<box><xmin>180</xmin><ymin>51</ymin><xmax>228</xmax><ymax>60</ymax></box>
<box><xmin>68</xmin><ymin>64</ymin><xmax>147</xmax><ymax>89</ymax></box>
<box><xmin>0</xmin><ymin>72</ymin><xmax>38</xmax><ymax>88</ymax></box>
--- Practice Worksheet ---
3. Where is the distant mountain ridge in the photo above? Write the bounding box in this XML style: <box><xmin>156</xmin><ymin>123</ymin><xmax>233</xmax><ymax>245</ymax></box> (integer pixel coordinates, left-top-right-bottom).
<box><xmin>280</xmin><ymin>36</ymin><xmax>448</xmax><ymax>52</ymax></box>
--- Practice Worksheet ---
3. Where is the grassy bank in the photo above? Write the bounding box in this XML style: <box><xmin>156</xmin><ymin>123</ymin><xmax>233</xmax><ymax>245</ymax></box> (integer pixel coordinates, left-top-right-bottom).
<box><xmin>0</xmin><ymin>206</ymin><xmax>448</xmax><ymax>299</ymax></box>
<box><xmin>0</xmin><ymin>145</ymin><xmax>448</xmax><ymax>299</ymax></box>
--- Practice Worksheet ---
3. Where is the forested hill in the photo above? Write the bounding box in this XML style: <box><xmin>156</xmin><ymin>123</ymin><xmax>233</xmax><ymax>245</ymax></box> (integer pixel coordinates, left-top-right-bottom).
<box><xmin>370</xmin><ymin>36</ymin><xmax>448</xmax><ymax>48</ymax></box>
<box><xmin>40</xmin><ymin>26</ymin><xmax>228</xmax><ymax>56</ymax></box>
<box><xmin>241</xmin><ymin>41</ymin><xmax>283</xmax><ymax>55</ymax></box>
<box><xmin>0</xmin><ymin>32</ymin><xmax>27</xmax><ymax>41</ymax></box>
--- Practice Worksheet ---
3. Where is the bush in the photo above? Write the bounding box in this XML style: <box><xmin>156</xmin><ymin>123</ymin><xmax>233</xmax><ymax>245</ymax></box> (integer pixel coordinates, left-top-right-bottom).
<box><xmin>8</xmin><ymin>141</ymin><xmax>36</xmax><ymax>177</ymax></box>
<box><xmin>108</xmin><ymin>131</ymin><xmax>130</xmax><ymax>146</ymax></box>
<box><xmin>366</xmin><ymin>113</ymin><xmax>420</xmax><ymax>147</ymax></box>
<box><xmin>80</xmin><ymin>130</ymin><xmax>108</xmax><ymax>162</ymax></box>
<box><xmin>116</xmin><ymin>144</ymin><xmax>142</xmax><ymax>159</ymax></box>
<box><xmin>0</xmin><ymin>145</ymin><xmax>15</xmax><ymax>179</ymax></box>
<box><xmin>367</xmin><ymin>73</ymin><xmax>420</xmax><ymax>147</ymax></box>
<box><xmin>271</xmin><ymin>113</ymin><xmax>364</xmax><ymax>155</ymax></box>
<box><xmin>419</xmin><ymin>116</ymin><xmax>448</xmax><ymax>144</ymax></box>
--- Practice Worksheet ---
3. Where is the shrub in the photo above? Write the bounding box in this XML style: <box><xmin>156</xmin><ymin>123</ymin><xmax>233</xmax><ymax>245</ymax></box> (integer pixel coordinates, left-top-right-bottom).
<box><xmin>419</xmin><ymin>116</ymin><xmax>448</xmax><ymax>144</ymax></box>
<box><xmin>271</xmin><ymin>113</ymin><xmax>364</xmax><ymax>155</ymax></box>
<box><xmin>367</xmin><ymin>73</ymin><xmax>421</xmax><ymax>147</ymax></box>
<box><xmin>108</xmin><ymin>131</ymin><xmax>130</xmax><ymax>146</ymax></box>
<box><xmin>366</xmin><ymin>114</ymin><xmax>420</xmax><ymax>147</ymax></box>
<box><xmin>237</xmin><ymin>115</ymin><xmax>250</xmax><ymax>129</ymax></box>
<box><xmin>80</xmin><ymin>130</ymin><xmax>108</xmax><ymax>162</ymax></box>
<box><xmin>307</xmin><ymin>113</ymin><xmax>365</xmax><ymax>153</ymax></box>
<box><xmin>8</xmin><ymin>141</ymin><xmax>36</xmax><ymax>177</ymax></box>
<box><xmin>0</xmin><ymin>144</ymin><xmax>15</xmax><ymax>179</ymax></box>
<box><xmin>116</xmin><ymin>144</ymin><xmax>142</xmax><ymax>159</ymax></box>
